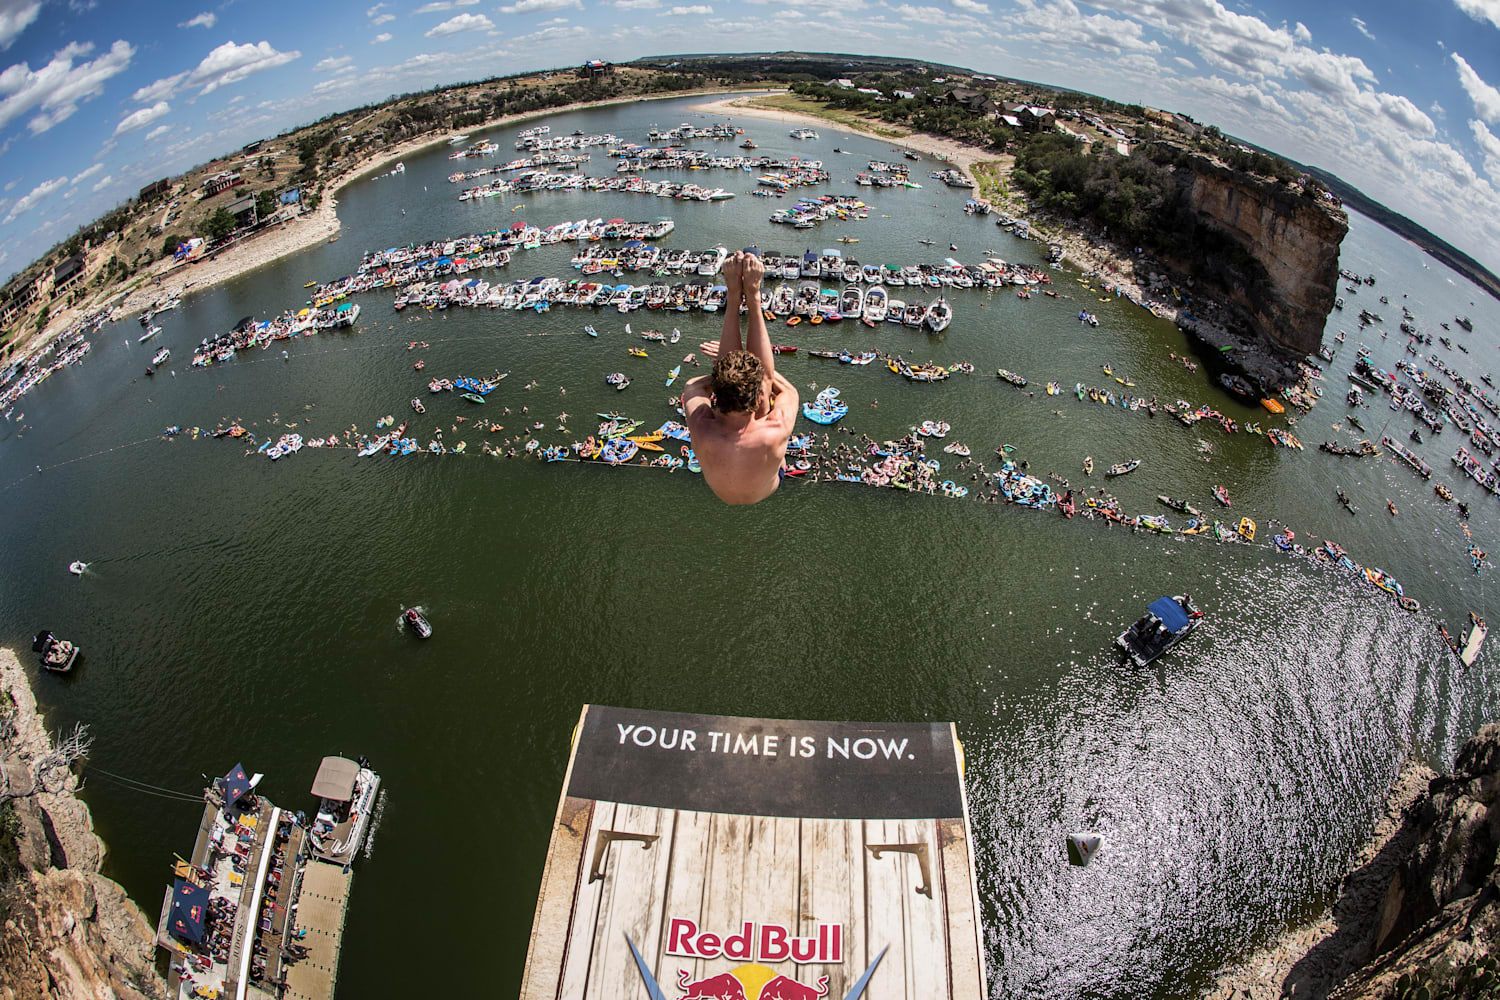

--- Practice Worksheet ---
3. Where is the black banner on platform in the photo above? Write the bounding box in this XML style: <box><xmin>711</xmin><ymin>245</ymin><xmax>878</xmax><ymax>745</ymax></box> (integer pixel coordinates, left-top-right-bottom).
<box><xmin>565</xmin><ymin>705</ymin><xmax>964</xmax><ymax>819</ymax></box>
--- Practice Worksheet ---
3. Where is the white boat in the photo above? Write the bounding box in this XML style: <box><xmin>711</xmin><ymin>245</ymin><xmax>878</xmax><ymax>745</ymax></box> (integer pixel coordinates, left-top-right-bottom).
<box><xmin>925</xmin><ymin>296</ymin><xmax>953</xmax><ymax>333</ymax></box>
<box><xmin>138</xmin><ymin>326</ymin><xmax>162</xmax><ymax>343</ymax></box>
<box><xmin>885</xmin><ymin>298</ymin><xmax>906</xmax><ymax>323</ymax></box>
<box><xmin>151</xmin><ymin>347</ymin><xmax>170</xmax><ymax>366</ymax></box>
<box><xmin>863</xmin><ymin>286</ymin><xmax>889</xmax><ymax>324</ymax></box>
<box><xmin>839</xmin><ymin>285</ymin><xmax>864</xmax><ymax>317</ymax></box>
<box><xmin>68</xmin><ymin>561</ymin><xmax>87</xmax><ymax>575</ymax></box>
<box><xmin>309</xmin><ymin>755</ymin><xmax>381</xmax><ymax>866</ymax></box>
<box><xmin>902</xmin><ymin>301</ymin><xmax>926</xmax><ymax>328</ymax></box>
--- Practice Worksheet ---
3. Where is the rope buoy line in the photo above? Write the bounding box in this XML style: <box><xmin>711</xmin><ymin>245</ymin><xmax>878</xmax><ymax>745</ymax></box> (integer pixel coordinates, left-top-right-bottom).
<box><xmin>0</xmin><ymin>435</ymin><xmax>161</xmax><ymax>495</ymax></box>
<box><xmin>83</xmin><ymin>765</ymin><xmax>205</xmax><ymax>803</ymax></box>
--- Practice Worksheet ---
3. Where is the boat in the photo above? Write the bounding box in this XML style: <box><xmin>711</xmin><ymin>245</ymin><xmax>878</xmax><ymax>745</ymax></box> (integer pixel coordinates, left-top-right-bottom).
<box><xmin>924</xmin><ymin>296</ymin><xmax>952</xmax><ymax>333</ymax></box>
<box><xmin>461</xmin><ymin>392</ymin><xmax>486</xmax><ymax>404</ymax></box>
<box><xmin>1212</xmin><ymin>485</ymin><xmax>1232</xmax><ymax>507</ymax></box>
<box><xmin>1238</xmin><ymin>517</ymin><xmax>1256</xmax><ymax>541</ymax></box>
<box><xmin>1083</xmin><ymin>456</ymin><xmax>1093</xmax><ymax>476</ymax></box>
<box><xmin>1462</xmin><ymin>613</ymin><xmax>1487</xmax><ymax>666</ymax></box>
<box><xmin>151</xmin><ymin>348</ymin><xmax>170</xmax><ymax>366</ymax></box>
<box><xmin>68</xmin><ymin>560</ymin><xmax>87</xmax><ymax>575</ymax></box>
<box><xmin>862</xmin><ymin>286</ymin><xmax>888</xmax><ymax>325</ymax></box>
<box><xmin>771</xmin><ymin>344</ymin><xmax>797</xmax><ymax>354</ymax></box>
<box><xmin>1105</xmin><ymin>459</ymin><xmax>1140</xmax><ymax>477</ymax></box>
<box><xmin>31</xmin><ymin>630</ymin><xmax>78</xmax><ymax>673</ymax></box>
<box><xmin>403</xmin><ymin>607</ymin><xmax>432</xmax><ymax>638</ymax></box>
<box><xmin>138</xmin><ymin>325</ymin><xmax>162</xmax><ymax>343</ymax></box>
<box><xmin>665</xmin><ymin>365</ymin><xmax>680</xmax><ymax>387</ymax></box>
<box><xmin>1116</xmin><ymin>595</ymin><xmax>1203</xmax><ymax>667</ymax></box>
<box><xmin>1219</xmin><ymin>373</ymin><xmax>1256</xmax><ymax>399</ymax></box>
<box><xmin>308</xmin><ymin>755</ymin><xmax>382</xmax><ymax>866</ymax></box>
<box><xmin>1456</xmin><ymin>316</ymin><xmax>1473</xmax><ymax>332</ymax></box>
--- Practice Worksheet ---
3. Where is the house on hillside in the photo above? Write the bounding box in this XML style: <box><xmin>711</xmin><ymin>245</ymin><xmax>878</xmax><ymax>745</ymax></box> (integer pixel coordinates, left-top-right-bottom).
<box><xmin>52</xmin><ymin>254</ymin><xmax>86</xmax><ymax>296</ymax></box>
<box><xmin>224</xmin><ymin>193</ymin><xmax>258</xmax><ymax>230</ymax></box>
<box><xmin>943</xmin><ymin>88</ymin><xmax>997</xmax><ymax>115</ymax></box>
<box><xmin>578</xmin><ymin>59</ymin><xmax>612</xmax><ymax>78</ymax></box>
<box><xmin>201</xmin><ymin>171</ymin><xmax>244</xmax><ymax>197</ymax></box>
<box><xmin>1002</xmin><ymin>101</ymin><xmax>1056</xmax><ymax>132</ymax></box>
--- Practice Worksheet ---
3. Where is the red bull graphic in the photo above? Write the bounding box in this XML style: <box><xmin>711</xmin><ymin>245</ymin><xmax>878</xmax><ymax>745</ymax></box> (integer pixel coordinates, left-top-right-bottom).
<box><xmin>675</xmin><ymin>964</ymin><xmax>828</xmax><ymax>1000</ymax></box>
<box><xmin>628</xmin><ymin>934</ymin><xmax>885</xmax><ymax>1000</ymax></box>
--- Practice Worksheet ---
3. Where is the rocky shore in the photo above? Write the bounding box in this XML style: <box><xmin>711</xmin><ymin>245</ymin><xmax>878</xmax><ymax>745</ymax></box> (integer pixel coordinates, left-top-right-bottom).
<box><xmin>1211</xmin><ymin>725</ymin><xmax>1500</xmax><ymax>999</ymax></box>
<box><xmin>0</xmin><ymin>648</ymin><xmax>161</xmax><ymax>1000</ymax></box>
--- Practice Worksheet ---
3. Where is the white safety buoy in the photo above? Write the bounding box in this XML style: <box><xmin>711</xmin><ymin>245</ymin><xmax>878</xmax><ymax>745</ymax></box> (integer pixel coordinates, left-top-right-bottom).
<box><xmin>1066</xmin><ymin>832</ymin><xmax>1102</xmax><ymax>867</ymax></box>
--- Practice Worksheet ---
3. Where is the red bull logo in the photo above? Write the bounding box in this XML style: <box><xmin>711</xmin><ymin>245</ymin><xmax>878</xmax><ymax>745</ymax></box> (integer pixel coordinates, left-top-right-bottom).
<box><xmin>676</xmin><ymin>964</ymin><xmax>829</xmax><ymax>1000</ymax></box>
<box><xmin>667</xmin><ymin>918</ymin><xmax>842</xmax><ymax>964</ymax></box>
<box><xmin>627</xmin><ymin>932</ymin><xmax>886</xmax><ymax>1000</ymax></box>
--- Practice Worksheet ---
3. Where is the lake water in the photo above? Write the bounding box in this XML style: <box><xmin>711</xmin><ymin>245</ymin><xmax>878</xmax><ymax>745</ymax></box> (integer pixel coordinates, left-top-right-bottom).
<box><xmin>3</xmin><ymin>94</ymin><xmax>1499</xmax><ymax>998</ymax></box>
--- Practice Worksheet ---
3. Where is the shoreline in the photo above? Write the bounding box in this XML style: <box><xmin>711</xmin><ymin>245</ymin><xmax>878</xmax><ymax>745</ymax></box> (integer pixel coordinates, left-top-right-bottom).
<box><xmin>1206</xmin><ymin>758</ymin><xmax>1436</xmax><ymax>999</ymax></box>
<box><xmin>689</xmin><ymin>94</ymin><xmax>1182</xmax><ymax>324</ymax></box>
<box><xmin>40</xmin><ymin>86</ymin><xmax>754</xmax><ymax>342</ymax></box>
<box><xmin>687</xmin><ymin>93</ymin><xmax>987</xmax><ymax>179</ymax></box>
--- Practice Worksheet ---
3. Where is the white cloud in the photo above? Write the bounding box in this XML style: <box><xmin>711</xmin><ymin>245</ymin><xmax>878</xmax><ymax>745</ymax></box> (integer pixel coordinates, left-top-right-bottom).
<box><xmin>1350</xmin><ymin>16</ymin><xmax>1375</xmax><ymax>41</ymax></box>
<box><xmin>499</xmin><ymin>0</ymin><xmax>583</xmax><ymax>11</ymax></box>
<box><xmin>414</xmin><ymin>0</ymin><xmax>479</xmax><ymax>11</ymax></box>
<box><xmin>314</xmin><ymin>55</ymin><xmax>354</xmax><ymax>72</ymax></box>
<box><xmin>952</xmin><ymin>0</ymin><xmax>988</xmax><ymax>11</ymax></box>
<box><xmin>1292</xmin><ymin>21</ymin><xmax>1310</xmax><ymax>43</ymax></box>
<box><xmin>0</xmin><ymin>39</ymin><xmax>134</xmax><ymax>134</ymax></box>
<box><xmin>1173</xmin><ymin>55</ymin><xmax>1196</xmax><ymax>70</ymax></box>
<box><xmin>1453</xmin><ymin>53</ymin><xmax>1500</xmax><ymax>124</ymax></box>
<box><xmin>426</xmin><ymin>12</ymin><xmax>494</xmax><ymax>35</ymax></box>
<box><xmin>0</xmin><ymin>0</ymin><xmax>39</xmax><ymax>49</ymax></box>
<box><xmin>372</xmin><ymin>32</ymin><xmax>393</xmax><ymax>43</ymax></box>
<box><xmin>1473</xmin><ymin>120</ymin><xmax>1500</xmax><ymax>176</ymax></box>
<box><xmin>509</xmin><ymin>23</ymin><xmax>586</xmax><ymax>43</ymax></box>
<box><xmin>661</xmin><ymin>4</ymin><xmax>712</xmax><ymax>12</ymax></box>
<box><xmin>1454</xmin><ymin>0</ymin><xmax>1500</xmax><ymax>29</ymax></box>
<box><xmin>4</xmin><ymin>175</ymin><xmax>65</xmax><ymax>224</ymax></box>
<box><xmin>372</xmin><ymin>12</ymin><xmax>395</xmax><ymax>23</ymax></box>
<box><xmin>1377</xmin><ymin>93</ymin><xmax>1435</xmax><ymax>138</ymax></box>
<box><xmin>179</xmin><ymin>11</ymin><xmax>216</xmax><ymax>28</ymax></box>
<box><xmin>539</xmin><ymin>16</ymin><xmax>569</xmax><ymax>23</ymax></box>
<box><xmin>1001</xmin><ymin>0</ymin><xmax>1160</xmax><ymax>56</ymax></box>
<box><xmin>90</xmin><ymin>174</ymin><xmax>111</xmax><ymax>193</ymax></box>
<box><xmin>69</xmin><ymin>163</ymin><xmax>101</xmax><ymax>185</ymax></box>
<box><xmin>145</xmin><ymin>123</ymin><xmax>173</xmax><ymax>140</ymax></box>
<box><xmin>135</xmin><ymin>40</ymin><xmax>302</xmax><ymax>101</ymax></box>
<box><xmin>113</xmin><ymin>99</ymin><xmax>170</xmax><ymax>135</ymax></box>
<box><xmin>611</xmin><ymin>0</ymin><xmax>662</xmax><ymax>7</ymax></box>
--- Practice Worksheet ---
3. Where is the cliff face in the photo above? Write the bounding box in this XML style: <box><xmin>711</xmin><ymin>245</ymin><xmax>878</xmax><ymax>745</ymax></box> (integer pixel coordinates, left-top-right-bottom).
<box><xmin>1224</xmin><ymin>725</ymin><xmax>1500</xmax><ymax>1000</ymax></box>
<box><xmin>0</xmin><ymin>650</ymin><xmax>162</xmax><ymax>1000</ymax></box>
<box><xmin>1167</xmin><ymin>152</ymin><xmax>1348</xmax><ymax>388</ymax></box>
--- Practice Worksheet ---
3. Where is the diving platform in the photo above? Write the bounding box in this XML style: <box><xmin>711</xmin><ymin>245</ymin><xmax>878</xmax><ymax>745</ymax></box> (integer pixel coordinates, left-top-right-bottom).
<box><xmin>521</xmin><ymin>705</ymin><xmax>987</xmax><ymax>1000</ymax></box>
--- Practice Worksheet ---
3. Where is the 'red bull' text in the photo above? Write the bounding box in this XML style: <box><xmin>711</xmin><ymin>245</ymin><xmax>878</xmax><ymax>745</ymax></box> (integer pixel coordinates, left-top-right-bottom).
<box><xmin>666</xmin><ymin>919</ymin><xmax>843</xmax><ymax>964</ymax></box>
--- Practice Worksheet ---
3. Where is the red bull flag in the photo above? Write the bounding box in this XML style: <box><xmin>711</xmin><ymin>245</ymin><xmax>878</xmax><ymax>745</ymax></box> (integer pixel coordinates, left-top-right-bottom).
<box><xmin>519</xmin><ymin>707</ymin><xmax>986</xmax><ymax>1000</ymax></box>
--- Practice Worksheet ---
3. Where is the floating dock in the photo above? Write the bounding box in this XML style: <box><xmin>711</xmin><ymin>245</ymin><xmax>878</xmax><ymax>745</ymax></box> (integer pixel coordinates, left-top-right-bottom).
<box><xmin>156</xmin><ymin>758</ymin><xmax>378</xmax><ymax>1000</ymax></box>
<box><xmin>521</xmin><ymin>705</ymin><xmax>986</xmax><ymax>1000</ymax></box>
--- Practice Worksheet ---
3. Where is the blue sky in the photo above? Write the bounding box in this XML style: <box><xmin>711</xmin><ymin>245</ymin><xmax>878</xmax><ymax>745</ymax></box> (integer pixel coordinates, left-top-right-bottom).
<box><xmin>1</xmin><ymin>0</ymin><xmax>1499</xmax><ymax>284</ymax></box>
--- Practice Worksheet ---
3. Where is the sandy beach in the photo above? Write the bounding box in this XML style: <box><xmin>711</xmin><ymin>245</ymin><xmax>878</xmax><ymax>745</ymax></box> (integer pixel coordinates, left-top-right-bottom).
<box><xmin>688</xmin><ymin>93</ymin><xmax>986</xmax><ymax>178</ymax></box>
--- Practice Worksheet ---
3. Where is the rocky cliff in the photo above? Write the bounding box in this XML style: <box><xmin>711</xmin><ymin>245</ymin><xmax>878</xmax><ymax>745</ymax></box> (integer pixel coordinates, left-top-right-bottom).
<box><xmin>1167</xmin><ymin>151</ymin><xmax>1348</xmax><ymax>389</ymax></box>
<box><xmin>0</xmin><ymin>649</ymin><xmax>163</xmax><ymax>1000</ymax></box>
<box><xmin>1214</xmin><ymin>725</ymin><xmax>1500</xmax><ymax>1000</ymax></box>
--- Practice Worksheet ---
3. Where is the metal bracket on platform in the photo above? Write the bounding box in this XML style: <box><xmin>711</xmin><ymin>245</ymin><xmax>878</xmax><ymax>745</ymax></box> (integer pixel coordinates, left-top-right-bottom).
<box><xmin>589</xmin><ymin>830</ymin><xmax>659</xmax><ymax>883</ymax></box>
<box><xmin>867</xmin><ymin>842</ymin><xmax>932</xmax><ymax>897</ymax></box>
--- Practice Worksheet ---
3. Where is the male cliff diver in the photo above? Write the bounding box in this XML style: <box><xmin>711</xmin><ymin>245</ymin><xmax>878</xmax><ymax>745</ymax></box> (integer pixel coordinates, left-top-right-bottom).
<box><xmin>683</xmin><ymin>250</ymin><xmax>799</xmax><ymax>505</ymax></box>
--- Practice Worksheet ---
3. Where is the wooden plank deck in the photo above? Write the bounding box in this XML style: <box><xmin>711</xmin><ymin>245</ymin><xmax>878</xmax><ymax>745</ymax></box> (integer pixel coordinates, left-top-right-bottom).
<box><xmin>522</xmin><ymin>708</ymin><xmax>986</xmax><ymax>1000</ymax></box>
<box><xmin>282</xmin><ymin>863</ymin><xmax>352</xmax><ymax>1000</ymax></box>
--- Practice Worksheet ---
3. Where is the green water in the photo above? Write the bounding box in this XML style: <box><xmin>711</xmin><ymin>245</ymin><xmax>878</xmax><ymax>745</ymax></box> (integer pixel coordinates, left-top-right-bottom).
<box><xmin>3</xmin><ymin>95</ymin><xmax>1500</xmax><ymax>998</ymax></box>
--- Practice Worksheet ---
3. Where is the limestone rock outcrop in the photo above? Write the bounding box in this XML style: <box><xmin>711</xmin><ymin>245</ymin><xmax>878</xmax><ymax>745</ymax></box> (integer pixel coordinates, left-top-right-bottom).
<box><xmin>1167</xmin><ymin>151</ymin><xmax>1348</xmax><ymax>389</ymax></box>
<box><xmin>0</xmin><ymin>650</ymin><xmax>164</xmax><ymax>1000</ymax></box>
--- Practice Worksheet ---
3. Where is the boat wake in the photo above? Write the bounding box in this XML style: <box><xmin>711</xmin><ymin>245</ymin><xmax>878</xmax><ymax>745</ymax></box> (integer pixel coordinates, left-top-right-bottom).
<box><xmin>363</xmin><ymin>789</ymin><xmax>387</xmax><ymax>861</ymax></box>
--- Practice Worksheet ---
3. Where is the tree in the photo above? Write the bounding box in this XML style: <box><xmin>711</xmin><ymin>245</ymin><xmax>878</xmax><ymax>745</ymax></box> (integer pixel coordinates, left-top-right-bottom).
<box><xmin>255</xmin><ymin>189</ymin><xmax>277</xmax><ymax>220</ymax></box>
<box><xmin>205</xmin><ymin>208</ymin><xmax>236</xmax><ymax>240</ymax></box>
<box><xmin>0</xmin><ymin>710</ymin><xmax>92</xmax><ymax>810</ymax></box>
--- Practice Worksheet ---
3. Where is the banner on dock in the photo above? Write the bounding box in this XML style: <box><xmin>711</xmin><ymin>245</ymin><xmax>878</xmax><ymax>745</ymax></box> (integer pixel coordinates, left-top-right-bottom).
<box><xmin>519</xmin><ymin>706</ymin><xmax>986</xmax><ymax>1000</ymax></box>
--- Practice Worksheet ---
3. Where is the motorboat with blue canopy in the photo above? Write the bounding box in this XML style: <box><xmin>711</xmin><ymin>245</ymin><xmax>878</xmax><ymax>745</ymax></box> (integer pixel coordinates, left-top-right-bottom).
<box><xmin>1116</xmin><ymin>594</ymin><xmax>1202</xmax><ymax>667</ymax></box>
